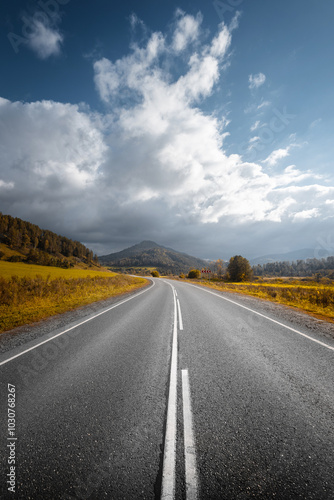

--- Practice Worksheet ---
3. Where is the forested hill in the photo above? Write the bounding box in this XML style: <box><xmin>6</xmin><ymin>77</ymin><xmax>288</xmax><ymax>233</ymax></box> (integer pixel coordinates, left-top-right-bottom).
<box><xmin>0</xmin><ymin>212</ymin><xmax>99</xmax><ymax>268</ymax></box>
<box><xmin>99</xmin><ymin>241</ymin><xmax>207</xmax><ymax>275</ymax></box>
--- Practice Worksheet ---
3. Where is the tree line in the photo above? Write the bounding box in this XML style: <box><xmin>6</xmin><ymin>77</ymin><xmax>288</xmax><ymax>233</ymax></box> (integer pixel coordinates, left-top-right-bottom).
<box><xmin>213</xmin><ymin>255</ymin><xmax>334</xmax><ymax>281</ymax></box>
<box><xmin>0</xmin><ymin>213</ymin><xmax>99</xmax><ymax>268</ymax></box>
<box><xmin>253</xmin><ymin>257</ymin><xmax>334</xmax><ymax>279</ymax></box>
<box><xmin>188</xmin><ymin>253</ymin><xmax>334</xmax><ymax>282</ymax></box>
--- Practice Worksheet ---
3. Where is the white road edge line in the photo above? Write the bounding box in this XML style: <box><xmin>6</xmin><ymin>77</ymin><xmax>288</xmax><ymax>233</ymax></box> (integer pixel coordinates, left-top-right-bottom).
<box><xmin>177</xmin><ymin>299</ymin><xmax>184</xmax><ymax>331</ymax></box>
<box><xmin>186</xmin><ymin>283</ymin><xmax>334</xmax><ymax>352</ymax></box>
<box><xmin>182</xmin><ymin>369</ymin><xmax>199</xmax><ymax>500</ymax></box>
<box><xmin>161</xmin><ymin>283</ymin><xmax>178</xmax><ymax>500</ymax></box>
<box><xmin>0</xmin><ymin>280</ymin><xmax>155</xmax><ymax>367</ymax></box>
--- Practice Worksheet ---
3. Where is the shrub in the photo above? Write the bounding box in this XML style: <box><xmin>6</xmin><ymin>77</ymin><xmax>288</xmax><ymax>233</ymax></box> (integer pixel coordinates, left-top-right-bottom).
<box><xmin>9</xmin><ymin>255</ymin><xmax>23</xmax><ymax>263</ymax></box>
<box><xmin>187</xmin><ymin>269</ymin><xmax>201</xmax><ymax>279</ymax></box>
<box><xmin>151</xmin><ymin>270</ymin><xmax>160</xmax><ymax>277</ymax></box>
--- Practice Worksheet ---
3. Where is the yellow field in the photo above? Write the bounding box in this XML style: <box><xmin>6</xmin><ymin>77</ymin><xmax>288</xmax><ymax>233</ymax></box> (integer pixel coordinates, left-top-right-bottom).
<box><xmin>0</xmin><ymin>260</ymin><xmax>114</xmax><ymax>279</ymax></box>
<box><xmin>192</xmin><ymin>279</ymin><xmax>334</xmax><ymax>323</ymax></box>
<box><xmin>0</xmin><ymin>261</ymin><xmax>148</xmax><ymax>333</ymax></box>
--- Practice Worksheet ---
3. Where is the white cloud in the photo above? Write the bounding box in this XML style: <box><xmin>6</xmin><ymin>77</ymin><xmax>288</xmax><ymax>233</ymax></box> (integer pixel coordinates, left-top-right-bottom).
<box><xmin>244</xmin><ymin>100</ymin><xmax>270</xmax><ymax>114</ymax></box>
<box><xmin>130</xmin><ymin>13</ymin><xmax>146</xmax><ymax>32</ymax></box>
<box><xmin>249</xmin><ymin>72</ymin><xmax>266</xmax><ymax>89</ymax></box>
<box><xmin>209</xmin><ymin>22</ymin><xmax>233</xmax><ymax>58</ymax></box>
<box><xmin>0</xmin><ymin>180</ymin><xmax>14</xmax><ymax>190</ymax></box>
<box><xmin>0</xmin><ymin>99</ymin><xmax>107</xmax><ymax>219</ymax></box>
<box><xmin>93</xmin><ymin>58</ymin><xmax>121</xmax><ymax>102</ymax></box>
<box><xmin>249</xmin><ymin>136</ymin><xmax>260</xmax><ymax>143</ymax></box>
<box><xmin>1</xmin><ymin>11</ymin><xmax>334</xmax><ymax>259</ymax></box>
<box><xmin>25</xmin><ymin>18</ymin><xmax>63</xmax><ymax>59</ymax></box>
<box><xmin>292</xmin><ymin>208</ymin><xmax>320</xmax><ymax>221</ymax></box>
<box><xmin>94</xmin><ymin>30</ymin><xmax>166</xmax><ymax>103</ymax></box>
<box><xmin>309</xmin><ymin>118</ymin><xmax>322</xmax><ymax>129</ymax></box>
<box><xmin>94</xmin><ymin>13</ymin><xmax>233</xmax><ymax>107</ymax></box>
<box><xmin>263</xmin><ymin>147</ymin><xmax>291</xmax><ymax>167</ymax></box>
<box><xmin>172</xmin><ymin>9</ymin><xmax>202</xmax><ymax>52</ymax></box>
<box><xmin>257</xmin><ymin>100</ymin><xmax>270</xmax><ymax>110</ymax></box>
<box><xmin>250</xmin><ymin>120</ymin><xmax>260</xmax><ymax>131</ymax></box>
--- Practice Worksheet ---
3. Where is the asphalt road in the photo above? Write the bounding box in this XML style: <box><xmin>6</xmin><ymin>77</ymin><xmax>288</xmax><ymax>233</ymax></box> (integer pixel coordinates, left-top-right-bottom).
<box><xmin>0</xmin><ymin>278</ymin><xmax>333</xmax><ymax>499</ymax></box>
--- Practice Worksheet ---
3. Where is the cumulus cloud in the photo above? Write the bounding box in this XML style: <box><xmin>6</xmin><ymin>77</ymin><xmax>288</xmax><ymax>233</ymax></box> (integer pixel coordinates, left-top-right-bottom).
<box><xmin>249</xmin><ymin>72</ymin><xmax>266</xmax><ymax>89</ymax></box>
<box><xmin>25</xmin><ymin>17</ymin><xmax>63</xmax><ymax>59</ymax></box>
<box><xmin>0</xmin><ymin>98</ymin><xmax>106</xmax><ymax>230</ymax></box>
<box><xmin>1</xmin><ymin>11</ymin><xmax>334</xmax><ymax>258</ymax></box>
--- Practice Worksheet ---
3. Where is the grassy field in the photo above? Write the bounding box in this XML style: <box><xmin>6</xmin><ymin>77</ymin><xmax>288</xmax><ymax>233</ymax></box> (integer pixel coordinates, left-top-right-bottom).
<box><xmin>188</xmin><ymin>278</ymin><xmax>334</xmax><ymax>323</ymax></box>
<box><xmin>0</xmin><ymin>261</ymin><xmax>148</xmax><ymax>333</ymax></box>
<box><xmin>0</xmin><ymin>260</ymin><xmax>114</xmax><ymax>279</ymax></box>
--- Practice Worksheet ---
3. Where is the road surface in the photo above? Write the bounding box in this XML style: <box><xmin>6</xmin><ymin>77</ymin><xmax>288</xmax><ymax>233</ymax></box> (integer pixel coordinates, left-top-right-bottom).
<box><xmin>0</xmin><ymin>278</ymin><xmax>333</xmax><ymax>499</ymax></box>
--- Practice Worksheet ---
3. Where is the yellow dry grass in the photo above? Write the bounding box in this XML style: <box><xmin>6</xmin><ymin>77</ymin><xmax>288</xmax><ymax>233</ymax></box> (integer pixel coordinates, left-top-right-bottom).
<box><xmin>0</xmin><ymin>262</ymin><xmax>148</xmax><ymax>333</ymax></box>
<box><xmin>0</xmin><ymin>260</ymin><xmax>114</xmax><ymax>280</ymax></box>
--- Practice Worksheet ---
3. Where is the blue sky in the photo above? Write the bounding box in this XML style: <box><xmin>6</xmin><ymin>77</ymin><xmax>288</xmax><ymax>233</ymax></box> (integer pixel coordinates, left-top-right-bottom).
<box><xmin>0</xmin><ymin>0</ymin><xmax>334</xmax><ymax>260</ymax></box>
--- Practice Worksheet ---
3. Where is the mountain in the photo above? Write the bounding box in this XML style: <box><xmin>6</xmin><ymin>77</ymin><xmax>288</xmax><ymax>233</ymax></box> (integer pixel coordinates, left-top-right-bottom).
<box><xmin>100</xmin><ymin>241</ymin><xmax>162</xmax><ymax>261</ymax></box>
<box><xmin>251</xmin><ymin>248</ymin><xmax>316</xmax><ymax>266</ymax></box>
<box><xmin>99</xmin><ymin>241</ymin><xmax>207</xmax><ymax>275</ymax></box>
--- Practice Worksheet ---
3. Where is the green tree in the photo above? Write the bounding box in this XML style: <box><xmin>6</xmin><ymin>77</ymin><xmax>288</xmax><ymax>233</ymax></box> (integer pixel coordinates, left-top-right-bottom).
<box><xmin>86</xmin><ymin>249</ymin><xmax>93</xmax><ymax>263</ymax></box>
<box><xmin>8</xmin><ymin>226</ymin><xmax>20</xmax><ymax>248</ymax></box>
<box><xmin>227</xmin><ymin>255</ymin><xmax>253</xmax><ymax>282</ymax></box>
<box><xmin>22</xmin><ymin>232</ymin><xmax>31</xmax><ymax>250</ymax></box>
<box><xmin>187</xmin><ymin>269</ymin><xmax>201</xmax><ymax>279</ymax></box>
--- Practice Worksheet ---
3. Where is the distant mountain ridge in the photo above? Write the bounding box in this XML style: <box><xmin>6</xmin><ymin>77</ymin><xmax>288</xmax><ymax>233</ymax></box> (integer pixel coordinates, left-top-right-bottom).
<box><xmin>99</xmin><ymin>241</ymin><xmax>207</xmax><ymax>274</ymax></box>
<box><xmin>251</xmin><ymin>248</ymin><xmax>317</xmax><ymax>266</ymax></box>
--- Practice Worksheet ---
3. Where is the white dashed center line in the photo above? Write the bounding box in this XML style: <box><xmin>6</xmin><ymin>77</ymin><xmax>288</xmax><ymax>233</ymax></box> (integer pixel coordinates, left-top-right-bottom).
<box><xmin>161</xmin><ymin>284</ymin><xmax>178</xmax><ymax>499</ymax></box>
<box><xmin>182</xmin><ymin>369</ymin><xmax>199</xmax><ymax>499</ymax></box>
<box><xmin>177</xmin><ymin>299</ymin><xmax>184</xmax><ymax>331</ymax></box>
